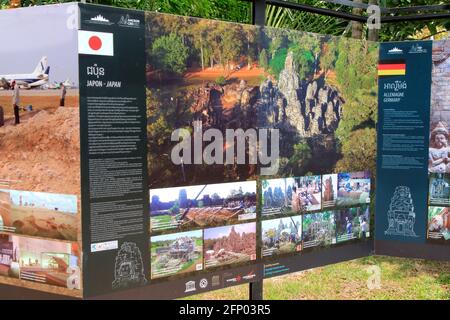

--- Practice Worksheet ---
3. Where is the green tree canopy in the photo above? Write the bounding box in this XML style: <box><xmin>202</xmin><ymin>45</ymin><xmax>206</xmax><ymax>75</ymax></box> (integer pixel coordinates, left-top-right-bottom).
<box><xmin>150</xmin><ymin>33</ymin><xmax>189</xmax><ymax>75</ymax></box>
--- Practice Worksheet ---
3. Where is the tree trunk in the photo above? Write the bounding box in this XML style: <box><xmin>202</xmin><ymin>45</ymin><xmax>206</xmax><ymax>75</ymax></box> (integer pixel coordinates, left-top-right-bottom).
<box><xmin>247</xmin><ymin>33</ymin><xmax>251</xmax><ymax>69</ymax></box>
<box><xmin>368</xmin><ymin>0</ymin><xmax>380</xmax><ymax>42</ymax></box>
<box><xmin>351</xmin><ymin>0</ymin><xmax>363</xmax><ymax>39</ymax></box>
<box><xmin>200</xmin><ymin>45</ymin><xmax>204</xmax><ymax>71</ymax></box>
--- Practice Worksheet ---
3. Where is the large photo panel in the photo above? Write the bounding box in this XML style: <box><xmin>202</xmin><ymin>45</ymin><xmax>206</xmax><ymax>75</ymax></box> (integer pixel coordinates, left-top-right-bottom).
<box><xmin>256</xmin><ymin>26</ymin><xmax>377</xmax><ymax>277</ymax></box>
<box><xmin>0</xmin><ymin>3</ymin><xmax>81</xmax><ymax>296</ymax></box>
<box><xmin>257</xmin><ymin>28</ymin><xmax>379</xmax><ymax>178</ymax></box>
<box><xmin>146</xmin><ymin>12</ymin><xmax>261</xmax><ymax>188</ymax></box>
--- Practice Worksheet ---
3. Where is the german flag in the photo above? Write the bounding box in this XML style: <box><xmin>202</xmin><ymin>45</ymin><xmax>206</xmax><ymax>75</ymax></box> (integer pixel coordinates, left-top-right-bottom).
<box><xmin>378</xmin><ymin>60</ymin><xmax>406</xmax><ymax>76</ymax></box>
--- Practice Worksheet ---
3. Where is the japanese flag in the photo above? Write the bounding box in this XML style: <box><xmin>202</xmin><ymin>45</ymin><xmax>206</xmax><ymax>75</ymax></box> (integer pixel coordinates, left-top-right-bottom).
<box><xmin>78</xmin><ymin>30</ymin><xmax>114</xmax><ymax>56</ymax></box>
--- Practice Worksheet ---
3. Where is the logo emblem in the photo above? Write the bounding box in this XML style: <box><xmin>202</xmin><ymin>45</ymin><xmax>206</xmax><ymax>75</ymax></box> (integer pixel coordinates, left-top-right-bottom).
<box><xmin>388</xmin><ymin>47</ymin><xmax>403</xmax><ymax>54</ymax></box>
<box><xmin>409</xmin><ymin>44</ymin><xmax>427</xmax><ymax>54</ymax></box>
<box><xmin>184</xmin><ymin>280</ymin><xmax>196</xmax><ymax>293</ymax></box>
<box><xmin>211</xmin><ymin>275</ymin><xmax>221</xmax><ymax>287</ymax></box>
<box><xmin>199</xmin><ymin>278</ymin><xmax>208</xmax><ymax>289</ymax></box>
<box><xmin>118</xmin><ymin>14</ymin><xmax>141</xmax><ymax>28</ymax></box>
<box><xmin>88</xmin><ymin>14</ymin><xmax>113</xmax><ymax>25</ymax></box>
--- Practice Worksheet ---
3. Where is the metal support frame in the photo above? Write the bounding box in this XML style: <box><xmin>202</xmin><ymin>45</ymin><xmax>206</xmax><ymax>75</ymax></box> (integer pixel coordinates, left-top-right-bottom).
<box><xmin>249</xmin><ymin>280</ymin><xmax>264</xmax><ymax>300</ymax></box>
<box><xmin>252</xmin><ymin>0</ymin><xmax>266</xmax><ymax>26</ymax></box>
<box><xmin>246</xmin><ymin>0</ymin><xmax>450</xmax><ymax>24</ymax></box>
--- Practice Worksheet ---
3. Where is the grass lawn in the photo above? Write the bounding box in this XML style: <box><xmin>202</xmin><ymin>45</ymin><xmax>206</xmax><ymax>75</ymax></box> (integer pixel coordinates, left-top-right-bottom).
<box><xmin>184</xmin><ymin>256</ymin><xmax>450</xmax><ymax>300</ymax></box>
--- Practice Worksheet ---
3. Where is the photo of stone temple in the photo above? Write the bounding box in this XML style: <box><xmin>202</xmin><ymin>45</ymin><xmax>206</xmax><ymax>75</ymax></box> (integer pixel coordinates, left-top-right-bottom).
<box><xmin>429</xmin><ymin>173</ymin><xmax>450</xmax><ymax>206</ymax></box>
<box><xmin>385</xmin><ymin>186</ymin><xmax>417</xmax><ymax>237</ymax></box>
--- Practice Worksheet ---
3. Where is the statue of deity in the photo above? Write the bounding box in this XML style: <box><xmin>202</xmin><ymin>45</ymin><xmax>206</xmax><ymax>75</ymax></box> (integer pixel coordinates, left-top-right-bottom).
<box><xmin>429</xmin><ymin>122</ymin><xmax>450</xmax><ymax>173</ymax></box>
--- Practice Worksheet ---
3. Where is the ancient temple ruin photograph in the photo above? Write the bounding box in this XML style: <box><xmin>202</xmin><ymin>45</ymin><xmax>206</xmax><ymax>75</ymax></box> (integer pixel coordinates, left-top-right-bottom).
<box><xmin>204</xmin><ymin>222</ymin><xmax>256</xmax><ymax>269</ymax></box>
<box><xmin>150</xmin><ymin>181</ymin><xmax>256</xmax><ymax>232</ymax></box>
<box><xmin>261</xmin><ymin>216</ymin><xmax>302</xmax><ymax>258</ymax></box>
<box><xmin>261</xmin><ymin>175</ymin><xmax>321</xmax><ymax>216</ymax></box>
<box><xmin>0</xmin><ymin>190</ymin><xmax>78</xmax><ymax>241</ymax></box>
<box><xmin>146</xmin><ymin>12</ymin><xmax>378</xmax><ymax>187</ymax></box>
<box><xmin>146</xmin><ymin>13</ymin><xmax>261</xmax><ymax>188</ymax></box>
<box><xmin>294</xmin><ymin>175</ymin><xmax>322</xmax><ymax>212</ymax></box>
<box><xmin>322</xmin><ymin>173</ymin><xmax>338</xmax><ymax>208</ymax></box>
<box><xmin>427</xmin><ymin>206</ymin><xmax>450</xmax><ymax>244</ymax></box>
<box><xmin>335</xmin><ymin>206</ymin><xmax>370</xmax><ymax>243</ymax></box>
<box><xmin>257</xmin><ymin>27</ymin><xmax>378</xmax><ymax>177</ymax></box>
<box><xmin>261</xmin><ymin>178</ymin><xmax>296</xmax><ymax>216</ymax></box>
<box><xmin>429</xmin><ymin>173</ymin><xmax>450</xmax><ymax>206</ymax></box>
<box><xmin>150</xmin><ymin>230</ymin><xmax>203</xmax><ymax>279</ymax></box>
<box><xmin>429</xmin><ymin>41</ymin><xmax>449</xmax><ymax>174</ymax></box>
<box><xmin>302</xmin><ymin>211</ymin><xmax>336</xmax><ymax>249</ymax></box>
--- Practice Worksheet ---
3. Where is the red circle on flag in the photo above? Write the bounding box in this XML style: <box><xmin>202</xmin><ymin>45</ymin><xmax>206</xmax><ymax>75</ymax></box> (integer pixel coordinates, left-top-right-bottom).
<box><xmin>88</xmin><ymin>36</ymin><xmax>102</xmax><ymax>51</ymax></box>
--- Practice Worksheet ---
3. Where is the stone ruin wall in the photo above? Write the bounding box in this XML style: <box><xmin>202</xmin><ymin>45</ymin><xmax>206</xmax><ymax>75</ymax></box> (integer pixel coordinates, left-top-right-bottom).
<box><xmin>431</xmin><ymin>40</ymin><xmax>450</xmax><ymax>126</ymax></box>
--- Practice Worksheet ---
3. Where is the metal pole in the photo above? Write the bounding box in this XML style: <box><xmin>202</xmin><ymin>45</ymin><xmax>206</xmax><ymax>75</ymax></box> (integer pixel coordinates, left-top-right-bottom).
<box><xmin>351</xmin><ymin>0</ymin><xmax>364</xmax><ymax>39</ymax></box>
<box><xmin>368</xmin><ymin>0</ymin><xmax>379</xmax><ymax>41</ymax></box>
<box><xmin>266</xmin><ymin>0</ymin><xmax>368</xmax><ymax>22</ymax></box>
<box><xmin>381</xmin><ymin>13</ymin><xmax>450</xmax><ymax>23</ymax></box>
<box><xmin>243</xmin><ymin>0</ymin><xmax>450</xmax><ymax>23</ymax></box>
<box><xmin>250</xmin><ymin>0</ymin><xmax>265</xmax><ymax>300</ymax></box>
<box><xmin>249</xmin><ymin>280</ymin><xmax>264</xmax><ymax>300</ymax></box>
<box><xmin>253</xmin><ymin>0</ymin><xmax>266</xmax><ymax>26</ymax></box>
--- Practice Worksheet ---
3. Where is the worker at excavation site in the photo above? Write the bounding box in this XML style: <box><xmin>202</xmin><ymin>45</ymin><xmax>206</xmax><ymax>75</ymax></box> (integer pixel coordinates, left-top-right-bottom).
<box><xmin>11</xmin><ymin>80</ymin><xmax>20</xmax><ymax>125</ymax></box>
<box><xmin>60</xmin><ymin>82</ymin><xmax>67</xmax><ymax>107</ymax></box>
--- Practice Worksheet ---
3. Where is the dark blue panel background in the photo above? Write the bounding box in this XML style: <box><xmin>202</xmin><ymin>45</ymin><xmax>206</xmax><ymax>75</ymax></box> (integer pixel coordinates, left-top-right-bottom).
<box><xmin>78</xmin><ymin>4</ymin><xmax>149</xmax><ymax>297</ymax></box>
<box><xmin>375</xmin><ymin>41</ymin><xmax>432</xmax><ymax>243</ymax></box>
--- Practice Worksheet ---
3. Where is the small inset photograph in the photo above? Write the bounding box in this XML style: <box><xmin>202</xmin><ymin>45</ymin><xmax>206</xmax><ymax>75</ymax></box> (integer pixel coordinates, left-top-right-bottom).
<box><xmin>204</xmin><ymin>222</ymin><xmax>256</xmax><ymax>269</ymax></box>
<box><xmin>261</xmin><ymin>216</ymin><xmax>302</xmax><ymax>258</ymax></box>
<box><xmin>0</xmin><ymin>5</ymin><xmax>80</xmax><ymax>196</ymax></box>
<box><xmin>150</xmin><ymin>230</ymin><xmax>203</xmax><ymax>279</ymax></box>
<box><xmin>262</xmin><ymin>176</ymin><xmax>321</xmax><ymax>216</ymax></box>
<box><xmin>337</xmin><ymin>171</ymin><xmax>371</xmax><ymax>207</ymax></box>
<box><xmin>428</xmin><ymin>122</ymin><xmax>449</xmax><ymax>174</ymax></box>
<box><xmin>0</xmin><ymin>234</ymin><xmax>20</xmax><ymax>279</ymax></box>
<box><xmin>150</xmin><ymin>181</ymin><xmax>256</xmax><ymax>233</ymax></box>
<box><xmin>427</xmin><ymin>206</ymin><xmax>450</xmax><ymax>243</ymax></box>
<box><xmin>429</xmin><ymin>173</ymin><xmax>450</xmax><ymax>206</ymax></box>
<box><xmin>335</xmin><ymin>206</ymin><xmax>370</xmax><ymax>243</ymax></box>
<box><xmin>322</xmin><ymin>174</ymin><xmax>338</xmax><ymax>209</ymax></box>
<box><xmin>302</xmin><ymin>211</ymin><xmax>336</xmax><ymax>249</ymax></box>
<box><xmin>0</xmin><ymin>189</ymin><xmax>78</xmax><ymax>241</ymax></box>
<box><xmin>261</xmin><ymin>178</ymin><xmax>297</xmax><ymax>216</ymax></box>
<box><xmin>295</xmin><ymin>175</ymin><xmax>322</xmax><ymax>212</ymax></box>
<box><xmin>15</xmin><ymin>236</ymin><xmax>80</xmax><ymax>289</ymax></box>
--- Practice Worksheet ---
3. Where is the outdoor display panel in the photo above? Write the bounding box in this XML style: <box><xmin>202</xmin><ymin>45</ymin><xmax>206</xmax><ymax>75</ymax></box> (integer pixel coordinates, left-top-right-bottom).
<box><xmin>0</xmin><ymin>2</ymin><xmax>447</xmax><ymax>300</ymax></box>
<box><xmin>375</xmin><ymin>40</ymin><xmax>450</xmax><ymax>260</ymax></box>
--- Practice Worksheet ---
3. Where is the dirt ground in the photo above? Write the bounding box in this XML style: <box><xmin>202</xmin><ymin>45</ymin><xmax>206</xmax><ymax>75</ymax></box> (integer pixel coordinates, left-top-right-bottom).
<box><xmin>0</xmin><ymin>104</ymin><xmax>80</xmax><ymax>195</ymax></box>
<box><xmin>0</xmin><ymin>89</ymin><xmax>79</xmax><ymax>121</ymax></box>
<box><xmin>185</xmin><ymin>65</ymin><xmax>267</xmax><ymax>85</ymax></box>
<box><xmin>183</xmin><ymin>207</ymin><xmax>241</xmax><ymax>227</ymax></box>
<box><xmin>8</xmin><ymin>206</ymin><xmax>77</xmax><ymax>241</ymax></box>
